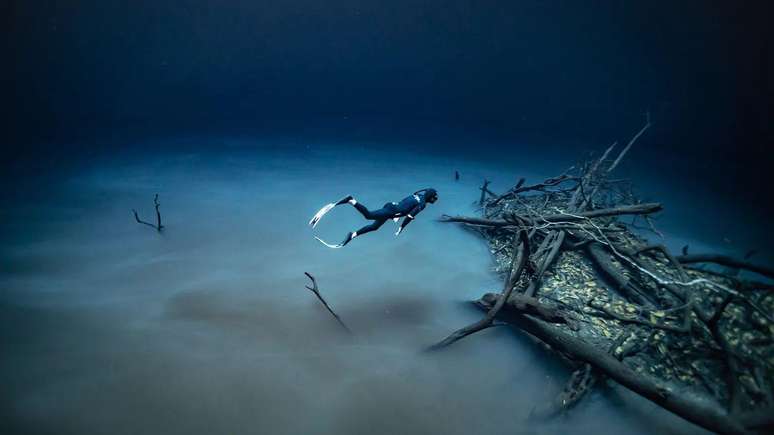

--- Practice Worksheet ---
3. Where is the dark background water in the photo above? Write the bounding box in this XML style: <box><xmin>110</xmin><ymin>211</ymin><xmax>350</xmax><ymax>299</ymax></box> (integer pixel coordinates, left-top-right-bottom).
<box><xmin>4</xmin><ymin>0</ymin><xmax>772</xmax><ymax>202</ymax></box>
<box><xmin>1</xmin><ymin>2</ymin><xmax>772</xmax><ymax>434</ymax></box>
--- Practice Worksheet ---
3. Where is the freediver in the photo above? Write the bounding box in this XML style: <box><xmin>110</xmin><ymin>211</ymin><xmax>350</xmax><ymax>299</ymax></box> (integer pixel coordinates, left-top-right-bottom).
<box><xmin>309</xmin><ymin>188</ymin><xmax>439</xmax><ymax>248</ymax></box>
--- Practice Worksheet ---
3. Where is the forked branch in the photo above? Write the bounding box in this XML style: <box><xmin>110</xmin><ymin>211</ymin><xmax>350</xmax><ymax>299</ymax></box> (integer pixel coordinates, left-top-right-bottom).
<box><xmin>132</xmin><ymin>193</ymin><xmax>164</xmax><ymax>231</ymax></box>
<box><xmin>304</xmin><ymin>272</ymin><xmax>351</xmax><ymax>333</ymax></box>
<box><xmin>427</xmin><ymin>230</ymin><xmax>530</xmax><ymax>350</ymax></box>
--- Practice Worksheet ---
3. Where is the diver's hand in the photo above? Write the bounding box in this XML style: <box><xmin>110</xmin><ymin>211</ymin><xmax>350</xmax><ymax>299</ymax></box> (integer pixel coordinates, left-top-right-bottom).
<box><xmin>395</xmin><ymin>226</ymin><xmax>403</xmax><ymax>236</ymax></box>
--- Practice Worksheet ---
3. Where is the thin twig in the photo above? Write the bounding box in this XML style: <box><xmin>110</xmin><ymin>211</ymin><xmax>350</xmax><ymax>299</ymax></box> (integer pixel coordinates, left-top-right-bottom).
<box><xmin>154</xmin><ymin>194</ymin><xmax>163</xmax><ymax>230</ymax></box>
<box><xmin>304</xmin><ymin>272</ymin><xmax>351</xmax><ymax>333</ymax></box>
<box><xmin>132</xmin><ymin>193</ymin><xmax>163</xmax><ymax>232</ymax></box>
<box><xmin>608</xmin><ymin>112</ymin><xmax>651</xmax><ymax>173</ymax></box>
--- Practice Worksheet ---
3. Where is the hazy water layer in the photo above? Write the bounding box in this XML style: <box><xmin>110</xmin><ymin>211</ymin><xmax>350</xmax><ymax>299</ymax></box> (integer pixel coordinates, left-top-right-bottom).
<box><xmin>0</xmin><ymin>139</ymin><xmax>727</xmax><ymax>435</ymax></box>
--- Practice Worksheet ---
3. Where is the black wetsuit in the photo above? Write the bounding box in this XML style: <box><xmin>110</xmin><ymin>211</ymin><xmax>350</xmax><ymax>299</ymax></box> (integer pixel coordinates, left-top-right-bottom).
<box><xmin>351</xmin><ymin>192</ymin><xmax>429</xmax><ymax>237</ymax></box>
<box><xmin>309</xmin><ymin>188</ymin><xmax>437</xmax><ymax>247</ymax></box>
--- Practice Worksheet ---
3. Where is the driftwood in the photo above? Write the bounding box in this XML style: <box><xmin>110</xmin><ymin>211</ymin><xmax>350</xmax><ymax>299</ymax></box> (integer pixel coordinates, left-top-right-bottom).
<box><xmin>476</xmin><ymin>296</ymin><xmax>748</xmax><ymax>435</ymax></box>
<box><xmin>440</xmin><ymin>203</ymin><xmax>662</xmax><ymax>228</ymax></box>
<box><xmin>427</xmin><ymin>230</ymin><xmax>530</xmax><ymax>350</ymax></box>
<box><xmin>478</xmin><ymin>292</ymin><xmax>568</xmax><ymax>325</ymax></box>
<box><xmin>489</xmin><ymin>174</ymin><xmax>579</xmax><ymax>206</ymax></box>
<box><xmin>478</xmin><ymin>179</ymin><xmax>495</xmax><ymax>205</ymax></box>
<box><xmin>529</xmin><ymin>363</ymin><xmax>597</xmax><ymax>420</ymax></box>
<box><xmin>430</xmin><ymin>117</ymin><xmax>772</xmax><ymax>434</ymax></box>
<box><xmin>132</xmin><ymin>193</ymin><xmax>164</xmax><ymax>231</ymax></box>
<box><xmin>606</xmin><ymin>112</ymin><xmax>650</xmax><ymax>173</ymax></box>
<box><xmin>587</xmin><ymin>242</ymin><xmax>656</xmax><ymax>307</ymax></box>
<box><xmin>304</xmin><ymin>272</ymin><xmax>351</xmax><ymax>333</ymax></box>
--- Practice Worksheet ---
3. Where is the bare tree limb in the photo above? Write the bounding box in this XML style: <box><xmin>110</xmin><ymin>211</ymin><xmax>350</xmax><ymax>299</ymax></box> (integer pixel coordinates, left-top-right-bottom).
<box><xmin>608</xmin><ymin>113</ymin><xmax>652</xmax><ymax>173</ymax></box>
<box><xmin>524</xmin><ymin>231</ymin><xmax>565</xmax><ymax>297</ymax></box>
<box><xmin>633</xmin><ymin>244</ymin><xmax>689</xmax><ymax>281</ymax></box>
<box><xmin>530</xmin><ymin>363</ymin><xmax>597</xmax><ymax>420</ymax></box>
<box><xmin>479</xmin><ymin>179</ymin><xmax>492</xmax><ymax>206</ymax></box>
<box><xmin>478</xmin><ymin>292</ymin><xmax>569</xmax><ymax>325</ymax></box>
<box><xmin>489</xmin><ymin>174</ymin><xmax>579</xmax><ymax>206</ymax></box>
<box><xmin>132</xmin><ymin>193</ymin><xmax>163</xmax><ymax>231</ymax></box>
<box><xmin>587</xmin><ymin>242</ymin><xmax>656</xmax><ymax>307</ymax></box>
<box><xmin>478</xmin><ymin>298</ymin><xmax>749</xmax><ymax>435</ymax></box>
<box><xmin>154</xmin><ymin>194</ymin><xmax>163</xmax><ymax>230</ymax></box>
<box><xmin>586</xmin><ymin>299</ymin><xmax>692</xmax><ymax>334</ymax></box>
<box><xmin>304</xmin><ymin>272</ymin><xmax>351</xmax><ymax>333</ymax></box>
<box><xmin>440</xmin><ymin>203</ymin><xmax>662</xmax><ymax>228</ymax></box>
<box><xmin>676</xmin><ymin>254</ymin><xmax>774</xmax><ymax>280</ymax></box>
<box><xmin>427</xmin><ymin>231</ymin><xmax>530</xmax><ymax>350</ymax></box>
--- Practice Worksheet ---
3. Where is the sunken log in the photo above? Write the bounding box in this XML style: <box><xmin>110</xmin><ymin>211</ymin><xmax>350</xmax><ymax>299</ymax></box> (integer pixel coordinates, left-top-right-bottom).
<box><xmin>478</xmin><ymin>296</ymin><xmax>749</xmax><ymax>435</ymax></box>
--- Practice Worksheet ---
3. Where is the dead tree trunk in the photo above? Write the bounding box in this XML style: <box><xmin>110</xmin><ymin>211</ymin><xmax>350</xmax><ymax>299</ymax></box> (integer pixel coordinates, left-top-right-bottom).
<box><xmin>479</xmin><ymin>296</ymin><xmax>748</xmax><ymax>435</ymax></box>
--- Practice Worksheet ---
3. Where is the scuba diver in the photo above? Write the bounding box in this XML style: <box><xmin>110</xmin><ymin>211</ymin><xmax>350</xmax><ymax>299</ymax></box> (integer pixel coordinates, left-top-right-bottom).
<box><xmin>309</xmin><ymin>188</ymin><xmax>439</xmax><ymax>248</ymax></box>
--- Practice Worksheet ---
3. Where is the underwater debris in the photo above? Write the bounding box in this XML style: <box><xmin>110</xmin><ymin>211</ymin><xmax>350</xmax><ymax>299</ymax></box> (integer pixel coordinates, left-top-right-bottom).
<box><xmin>304</xmin><ymin>272</ymin><xmax>351</xmax><ymax>333</ymax></box>
<box><xmin>478</xmin><ymin>179</ymin><xmax>495</xmax><ymax>206</ymax></box>
<box><xmin>431</xmin><ymin>116</ymin><xmax>773</xmax><ymax>434</ymax></box>
<box><xmin>132</xmin><ymin>193</ymin><xmax>163</xmax><ymax>232</ymax></box>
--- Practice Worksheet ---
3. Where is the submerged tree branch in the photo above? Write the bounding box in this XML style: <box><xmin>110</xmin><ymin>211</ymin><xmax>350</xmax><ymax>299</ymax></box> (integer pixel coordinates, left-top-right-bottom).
<box><xmin>427</xmin><ymin>230</ymin><xmax>530</xmax><ymax>350</ymax></box>
<box><xmin>132</xmin><ymin>193</ymin><xmax>163</xmax><ymax>231</ymax></box>
<box><xmin>304</xmin><ymin>272</ymin><xmax>351</xmax><ymax>333</ymax></box>
<box><xmin>489</xmin><ymin>174</ymin><xmax>580</xmax><ymax>205</ymax></box>
<box><xmin>676</xmin><ymin>254</ymin><xmax>774</xmax><ymax>280</ymax></box>
<box><xmin>607</xmin><ymin>112</ymin><xmax>651</xmax><ymax>173</ymax></box>
<box><xmin>440</xmin><ymin>203</ymin><xmax>662</xmax><ymax>227</ymax></box>
<box><xmin>478</xmin><ymin>297</ymin><xmax>749</xmax><ymax>435</ymax></box>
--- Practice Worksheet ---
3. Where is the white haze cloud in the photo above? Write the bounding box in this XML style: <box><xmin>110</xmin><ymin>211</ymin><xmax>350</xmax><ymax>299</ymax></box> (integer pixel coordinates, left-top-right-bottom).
<box><xmin>1</xmin><ymin>140</ymin><xmax>713</xmax><ymax>434</ymax></box>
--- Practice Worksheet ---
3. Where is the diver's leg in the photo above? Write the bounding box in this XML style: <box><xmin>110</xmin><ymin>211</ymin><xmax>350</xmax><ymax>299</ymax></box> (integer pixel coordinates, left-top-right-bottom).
<box><xmin>323</xmin><ymin>195</ymin><xmax>378</xmax><ymax>219</ymax></box>
<box><xmin>352</xmin><ymin>202</ymin><xmax>377</xmax><ymax>219</ymax></box>
<box><xmin>354</xmin><ymin>218</ymin><xmax>387</xmax><ymax>237</ymax></box>
<box><xmin>341</xmin><ymin>218</ymin><xmax>387</xmax><ymax>246</ymax></box>
<box><xmin>341</xmin><ymin>196</ymin><xmax>377</xmax><ymax>220</ymax></box>
<box><xmin>352</xmin><ymin>201</ymin><xmax>399</xmax><ymax>220</ymax></box>
<box><xmin>311</xmin><ymin>196</ymin><xmax>396</xmax><ymax>230</ymax></box>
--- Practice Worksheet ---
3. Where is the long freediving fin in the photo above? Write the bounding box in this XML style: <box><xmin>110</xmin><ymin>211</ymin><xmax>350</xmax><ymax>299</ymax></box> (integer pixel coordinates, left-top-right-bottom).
<box><xmin>309</xmin><ymin>202</ymin><xmax>336</xmax><ymax>228</ymax></box>
<box><xmin>309</xmin><ymin>195</ymin><xmax>354</xmax><ymax>228</ymax></box>
<box><xmin>314</xmin><ymin>235</ymin><xmax>344</xmax><ymax>249</ymax></box>
<box><xmin>314</xmin><ymin>231</ymin><xmax>355</xmax><ymax>249</ymax></box>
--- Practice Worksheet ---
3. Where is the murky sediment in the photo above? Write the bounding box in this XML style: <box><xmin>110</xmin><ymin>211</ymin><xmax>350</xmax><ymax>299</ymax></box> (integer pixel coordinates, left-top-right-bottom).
<box><xmin>0</xmin><ymin>141</ymin><xmax>725</xmax><ymax>434</ymax></box>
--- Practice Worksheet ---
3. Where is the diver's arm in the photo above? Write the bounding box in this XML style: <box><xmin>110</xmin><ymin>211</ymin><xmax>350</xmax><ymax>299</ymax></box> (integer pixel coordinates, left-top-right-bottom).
<box><xmin>395</xmin><ymin>203</ymin><xmax>425</xmax><ymax>236</ymax></box>
<box><xmin>395</xmin><ymin>216</ymin><xmax>412</xmax><ymax>236</ymax></box>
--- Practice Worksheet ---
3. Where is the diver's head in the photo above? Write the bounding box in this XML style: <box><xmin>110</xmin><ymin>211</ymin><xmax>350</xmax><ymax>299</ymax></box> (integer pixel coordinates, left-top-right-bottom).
<box><xmin>424</xmin><ymin>188</ymin><xmax>438</xmax><ymax>204</ymax></box>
